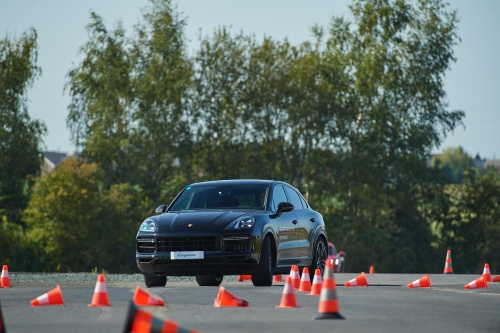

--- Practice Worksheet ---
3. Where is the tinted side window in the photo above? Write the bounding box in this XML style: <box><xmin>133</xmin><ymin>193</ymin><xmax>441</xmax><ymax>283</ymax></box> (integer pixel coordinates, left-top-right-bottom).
<box><xmin>298</xmin><ymin>194</ymin><xmax>308</xmax><ymax>209</ymax></box>
<box><xmin>272</xmin><ymin>185</ymin><xmax>288</xmax><ymax>211</ymax></box>
<box><xmin>284</xmin><ymin>186</ymin><xmax>304</xmax><ymax>209</ymax></box>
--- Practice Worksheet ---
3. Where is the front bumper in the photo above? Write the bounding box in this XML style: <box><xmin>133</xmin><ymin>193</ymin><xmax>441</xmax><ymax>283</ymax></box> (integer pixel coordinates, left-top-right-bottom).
<box><xmin>136</xmin><ymin>232</ymin><xmax>261</xmax><ymax>276</ymax></box>
<box><xmin>136</xmin><ymin>252</ymin><xmax>259</xmax><ymax>276</ymax></box>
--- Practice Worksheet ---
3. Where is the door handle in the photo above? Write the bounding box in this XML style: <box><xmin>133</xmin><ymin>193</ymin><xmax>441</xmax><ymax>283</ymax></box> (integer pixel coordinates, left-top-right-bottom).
<box><xmin>310</xmin><ymin>218</ymin><xmax>316</xmax><ymax>222</ymax></box>
<box><xmin>292</xmin><ymin>220</ymin><xmax>298</xmax><ymax>225</ymax></box>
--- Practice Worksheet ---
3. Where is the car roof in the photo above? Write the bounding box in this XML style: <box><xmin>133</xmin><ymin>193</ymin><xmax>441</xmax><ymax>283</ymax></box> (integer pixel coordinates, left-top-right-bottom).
<box><xmin>188</xmin><ymin>179</ymin><xmax>279</xmax><ymax>187</ymax></box>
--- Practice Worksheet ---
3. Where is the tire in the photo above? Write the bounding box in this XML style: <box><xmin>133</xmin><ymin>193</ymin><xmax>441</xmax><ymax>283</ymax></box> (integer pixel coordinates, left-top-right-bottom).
<box><xmin>309</xmin><ymin>237</ymin><xmax>327</xmax><ymax>280</ymax></box>
<box><xmin>252</xmin><ymin>236</ymin><xmax>273</xmax><ymax>286</ymax></box>
<box><xmin>144</xmin><ymin>274</ymin><xmax>167</xmax><ymax>288</ymax></box>
<box><xmin>195</xmin><ymin>275</ymin><xmax>223</xmax><ymax>286</ymax></box>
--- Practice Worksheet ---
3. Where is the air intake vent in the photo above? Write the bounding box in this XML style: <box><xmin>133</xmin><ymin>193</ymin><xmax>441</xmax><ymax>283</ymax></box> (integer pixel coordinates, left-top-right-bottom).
<box><xmin>157</xmin><ymin>237</ymin><xmax>218</xmax><ymax>252</ymax></box>
<box><xmin>223</xmin><ymin>236</ymin><xmax>250</xmax><ymax>252</ymax></box>
<box><xmin>137</xmin><ymin>238</ymin><xmax>156</xmax><ymax>253</ymax></box>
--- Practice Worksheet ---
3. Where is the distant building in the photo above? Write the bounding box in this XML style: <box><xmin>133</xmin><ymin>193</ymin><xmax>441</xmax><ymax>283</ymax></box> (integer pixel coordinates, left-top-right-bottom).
<box><xmin>484</xmin><ymin>159</ymin><xmax>500</xmax><ymax>170</ymax></box>
<box><xmin>41</xmin><ymin>151</ymin><xmax>72</xmax><ymax>175</ymax></box>
<box><xmin>474</xmin><ymin>154</ymin><xmax>485</xmax><ymax>169</ymax></box>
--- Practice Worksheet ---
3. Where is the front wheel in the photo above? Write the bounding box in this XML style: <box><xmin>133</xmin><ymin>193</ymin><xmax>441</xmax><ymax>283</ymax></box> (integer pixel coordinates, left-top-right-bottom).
<box><xmin>309</xmin><ymin>237</ymin><xmax>327</xmax><ymax>280</ymax></box>
<box><xmin>252</xmin><ymin>236</ymin><xmax>273</xmax><ymax>286</ymax></box>
<box><xmin>195</xmin><ymin>275</ymin><xmax>223</xmax><ymax>286</ymax></box>
<box><xmin>144</xmin><ymin>274</ymin><xmax>167</xmax><ymax>288</ymax></box>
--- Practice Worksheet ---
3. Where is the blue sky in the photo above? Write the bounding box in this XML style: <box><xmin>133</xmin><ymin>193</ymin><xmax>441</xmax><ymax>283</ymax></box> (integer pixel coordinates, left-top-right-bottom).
<box><xmin>1</xmin><ymin>0</ymin><xmax>499</xmax><ymax>159</ymax></box>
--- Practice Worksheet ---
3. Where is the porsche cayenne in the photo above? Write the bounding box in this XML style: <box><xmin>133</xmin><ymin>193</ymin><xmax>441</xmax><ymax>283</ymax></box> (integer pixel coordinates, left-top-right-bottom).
<box><xmin>136</xmin><ymin>180</ymin><xmax>328</xmax><ymax>287</ymax></box>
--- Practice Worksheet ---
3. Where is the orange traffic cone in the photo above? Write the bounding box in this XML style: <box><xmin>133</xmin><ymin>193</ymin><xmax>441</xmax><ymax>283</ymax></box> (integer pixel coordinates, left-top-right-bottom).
<box><xmin>0</xmin><ymin>265</ymin><xmax>11</xmax><ymax>288</ymax></box>
<box><xmin>292</xmin><ymin>266</ymin><xmax>301</xmax><ymax>289</ymax></box>
<box><xmin>123</xmin><ymin>301</ymin><xmax>200</xmax><ymax>333</ymax></box>
<box><xmin>408</xmin><ymin>274</ymin><xmax>431</xmax><ymax>288</ymax></box>
<box><xmin>369</xmin><ymin>266</ymin><xmax>375</xmax><ymax>274</ymax></box>
<box><xmin>465</xmin><ymin>276</ymin><xmax>488</xmax><ymax>289</ymax></box>
<box><xmin>273</xmin><ymin>275</ymin><xmax>283</xmax><ymax>283</ymax></box>
<box><xmin>443</xmin><ymin>250</ymin><xmax>453</xmax><ymax>274</ymax></box>
<box><xmin>214</xmin><ymin>286</ymin><xmax>249</xmax><ymax>307</ymax></box>
<box><xmin>237</xmin><ymin>275</ymin><xmax>252</xmax><ymax>282</ymax></box>
<box><xmin>288</xmin><ymin>265</ymin><xmax>295</xmax><ymax>285</ymax></box>
<box><xmin>89</xmin><ymin>274</ymin><xmax>111</xmax><ymax>307</ymax></box>
<box><xmin>344</xmin><ymin>272</ymin><xmax>368</xmax><ymax>287</ymax></box>
<box><xmin>315</xmin><ymin>259</ymin><xmax>344</xmax><ymax>319</ymax></box>
<box><xmin>493</xmin><ymin>275</ymin><xmax>500</xmax><ymax>282</ymax></box>
<box><xmin>31</xmin><ymin>285</ymin><xmax>64</xmax><ymax>306</ymax></box>
<box><xmin>298</xmin><ymin>267</ymin><xmax>312</xmax><ymax>292</ymax></box>
<box><xmin>133</xmin><ymin>286</ymin><xmax>165</xmax><ymax>306</ymax></box>
<box><xmin>482</xmin><ymin>263</ymin><xmax>492</xmax><ymax>282</ymax></box>
<box><xmin>0</xmin><ymin>300</ymin><xmax>6</xmax><ymax>333</ymax></box>
<box><xmin>275</xmin><ymin>276</ymin><xmax>300</xmax><ymax>308</ymax></box>
<box><xmin>307</xmin><ymin>268</ymin><xmax>323</xmax><ymax>296</ymax></box>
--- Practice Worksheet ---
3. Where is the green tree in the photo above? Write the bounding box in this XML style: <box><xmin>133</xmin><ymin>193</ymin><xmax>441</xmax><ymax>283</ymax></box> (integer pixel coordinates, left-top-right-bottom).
<box><xmin>66</xmin><ymin>13</ymin><xmax>132</xmax><ymax>187</ymax></box>
<box><xmin>316</xmin><ymin>0</ymin><xmax>464</xmax><ymax>272</ymax></box>
<box><xmin>23</xmin><ymin>156</ymin><xmax>148</xmax><ymax>272</ymax></box>
<box><xmin>432</xmin><ymin>146</ymin><xmax>474</xmax><ymax>183</ymax></box>
<box><xmin>438</xmin><ymin>169</ymin><xmax>500</xmax><ymax>273</ymax></box>
<box><xmin>129</xmin><ymin>0</ymin><xmax>193</xmax><ymax>204</ymax></box>
<box><xmin>0</xmin><ymin>28</ymin><xmax>46</xmax><ymax>224</ymax></box>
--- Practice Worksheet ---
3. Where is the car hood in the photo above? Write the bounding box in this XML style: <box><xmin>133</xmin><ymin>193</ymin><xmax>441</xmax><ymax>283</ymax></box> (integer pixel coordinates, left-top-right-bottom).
<box><xmin>156</xmin><ymin>210</ymin><xmax>256</xmax><ymax>231</ymax></box>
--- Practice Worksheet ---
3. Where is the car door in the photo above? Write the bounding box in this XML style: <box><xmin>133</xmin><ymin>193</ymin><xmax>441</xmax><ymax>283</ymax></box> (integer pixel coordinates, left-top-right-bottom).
<box><xmin>284</xmin><ymin>186</ymin><xmax>312</xmax><ymax>266</ymax></box>
<box><xmin>272</xmin><ymin>184</ymin><xmax>299</xmax><ymax>266</ymax></box>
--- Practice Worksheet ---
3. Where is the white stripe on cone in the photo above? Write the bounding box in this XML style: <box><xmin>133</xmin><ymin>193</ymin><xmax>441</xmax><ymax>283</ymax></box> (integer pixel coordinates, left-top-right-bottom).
<box><xmin>301</xmin><ymin>273</ymin><xmax>310</xmax><ymax>282</ymax></box>
<box><xmin>37</xmin><ymin>293</ymin><xmax>50</xmax><ymax>305</ymax></box>
<box><xmin>1</xmin><ymin>270</ymin><xmax>8</xmax><ymax>278</ymax></box>
<box><xmin>94</xmin><ymin>282</ymin><xmax>107</xmax><ymax>293</ymax></box>
<box><xmin>468</xmin><ymin>280</ymin><xmax>477</xmax><ymax>288</ymax></box>
<box><xmin>347</xmin><ymin>278</ymin><xmax>358</xmax><ymax>286</ymax></box>
<box><xmin>283</xmin><ymin>281</ymin><xmax>294</xmax><ymax>294</ymax></box>
<box><xmin>411</xmin><ymin>280</ymin><xmax>420</xmax><ymax>287</ymax></box>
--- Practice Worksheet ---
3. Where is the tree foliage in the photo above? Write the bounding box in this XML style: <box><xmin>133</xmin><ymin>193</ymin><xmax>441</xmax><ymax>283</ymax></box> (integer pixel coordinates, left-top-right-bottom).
<box><xmin>23</xmin><ymin>156</ymin><xmax>150</xmax><ymax>272</ymax></box>
<box><xmin>432</xmin><ymin>146</ymin><xmax>474</xmax><ymax>183</ymax></box>
<box><xmin>11</xmin><ymin>0</ymin><xmax>492</xmax><ymax>272</ymax></box>
<box><xmin>0</xmin><ymin>28</ymin><xmax>46</xmax><ymax>224</ymax></box>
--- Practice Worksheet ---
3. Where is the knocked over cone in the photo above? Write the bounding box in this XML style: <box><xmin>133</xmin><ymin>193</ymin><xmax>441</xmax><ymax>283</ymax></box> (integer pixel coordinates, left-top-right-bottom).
<box><xmin>214</xmin><ymin>286</ymin><xmax>249</xmax><ymax>307</ymax></box>
<box><xmin>344</xmin><ymin>272</ymin><xmax>368</xmax><ymax>287</ymax></box>
<box><xmin>133</xmin><ymin>286</ymin><xmax>165</xmax><ymax>306</ymax></box>
<box><xmin>465</xmin><ymin>276</ymin><xmax>488</xmax><ymax>289</ymax></box>
<box><xmin>123</xmin><ymin>301</ymin><xmax>199</xmax><ymax>333</ymax></box>
<box><xmin>31</xmin><ymin>285</ymin><xmax>64</xmax><ymax>306</ymax></box>
<box><xmin>408</xmin><ymin>274</ymin><xmax>431</xmax><ymax>289</ymax></box>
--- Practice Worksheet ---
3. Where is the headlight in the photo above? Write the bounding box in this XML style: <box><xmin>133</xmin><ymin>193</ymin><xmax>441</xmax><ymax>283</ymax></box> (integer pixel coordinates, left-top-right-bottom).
<box><xmin>226</xmin><ymin>216</ymin><xmax>255</xmax><ymax>229</ymax></box>
<box><xmin>139</xmin><ymin>218</ymin><xmax>157</xmax><ymax>232</ymax></box>
<box><xmin>334</xmin><ymin>258</ymin><xmax>340</xmax><ymax>265</ymax></box>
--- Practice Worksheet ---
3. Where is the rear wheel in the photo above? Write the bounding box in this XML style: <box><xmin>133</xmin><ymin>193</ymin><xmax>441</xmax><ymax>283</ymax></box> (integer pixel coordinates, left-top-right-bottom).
<box><xmin>252</xmin><ymin>236</ymin><xmax>273</xmax><ymax>286</ymax></box>
<box><xmin>144</xmin><ymin>274</ymin><xmax>167</xmax><ymax>288</ymax></box>
<box><xmin>309</xmin><ymin>237</ymin><xmax>327</xmax><ymax>280</ymax></box>
<box><xmin>195</xmin><ymin>275</ymin><xmax>223</xmax><ymax>286</ymax></box>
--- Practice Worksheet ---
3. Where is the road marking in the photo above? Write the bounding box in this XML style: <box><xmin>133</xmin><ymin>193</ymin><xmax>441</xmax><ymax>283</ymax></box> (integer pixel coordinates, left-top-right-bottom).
<box><xmin>432</xmin><ymin>287</ymin><xmax>500</xmax><ymax>297</ymax></box>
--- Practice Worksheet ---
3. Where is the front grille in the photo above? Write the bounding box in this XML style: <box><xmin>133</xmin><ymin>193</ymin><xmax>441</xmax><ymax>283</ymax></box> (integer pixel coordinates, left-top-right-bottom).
<box><xmin>223</xmin><ymin>236</ymin><xmax>250</xmax><ymax>252</ymax></box>
<box><xmin>137</xmin><ymin>238</ymin><xmax>155</xmax><ymax>253</ymax></box>
<box><xmin>157</xmin><ymin>237</ymin><xmax>219</xmax><ymax>252</ymax></box>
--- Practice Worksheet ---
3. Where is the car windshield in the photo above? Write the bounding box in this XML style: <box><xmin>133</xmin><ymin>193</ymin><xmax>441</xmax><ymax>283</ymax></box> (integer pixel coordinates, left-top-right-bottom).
<box><xmin>169</xmin><ymin>184</ymin><xmax>269</xmax><ymax>211</ymax></box>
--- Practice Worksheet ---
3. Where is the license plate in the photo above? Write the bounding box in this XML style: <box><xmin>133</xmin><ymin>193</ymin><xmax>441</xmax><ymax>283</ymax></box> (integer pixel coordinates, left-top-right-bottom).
<box><xmin>170</xmin><ymin>251</ymin><xmax>204</xmax><ymax>260</ymax></box>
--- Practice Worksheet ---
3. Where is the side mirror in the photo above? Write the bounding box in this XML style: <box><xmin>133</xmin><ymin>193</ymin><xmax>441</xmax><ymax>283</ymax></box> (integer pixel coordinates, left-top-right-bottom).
<box><xmin>155</xmin><ymin>204</ymin><xmax>168</xmax><ymax>215</ymax></box>
<box><xmin>277</xmin><ymin>202</ymin><xmax>294</xmax><ymax>217</ymax></box>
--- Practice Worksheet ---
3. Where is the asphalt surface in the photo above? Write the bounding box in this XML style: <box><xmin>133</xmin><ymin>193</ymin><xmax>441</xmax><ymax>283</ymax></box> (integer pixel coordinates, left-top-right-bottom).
<box><xmin>1</xmin><ymin>273</ymin><xmax>499</xmax><ymax>333</ymax></box>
